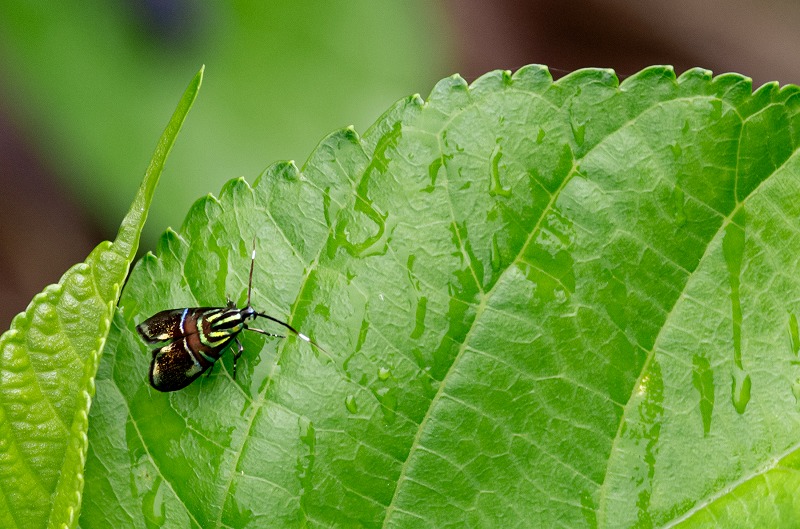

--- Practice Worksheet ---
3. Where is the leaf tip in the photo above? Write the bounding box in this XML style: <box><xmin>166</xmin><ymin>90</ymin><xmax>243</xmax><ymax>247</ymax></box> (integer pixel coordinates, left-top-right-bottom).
<box><xmin>677</xmin><ymin>67</ymin><xmax>712</xmax><ymax>84</ymax></box>
<box><xmin>344</xmin><ymin>124</ymin><xmax>359</xmax><ymax>140</ymax></box>
<box><xmin>427</xmin><ymin>73</ymin><xmax>470</xmax><ymax>106</ymax></box>
<box><xmin>256</xmin><ymin>160</ymin><xmax>301</xmax><ymax>188</ymax></box>
<box><xmin>157</xmin><ymin>227</ymin><xmax>186</xmax><ymax>256</ymax></box>
<box><xmin>219</xmin><ymin>176</ymin><xmax>253</xmax><ymax>201</ymax></box>
<box><xmin>193</xmin><ymin>64</ymin><xmax>205</xmax><ymax>88</ymax></box>
<box><xmin>326</xmin><ymin>125</ymin><xmax>360</xmax><ymax>148</ymax></box>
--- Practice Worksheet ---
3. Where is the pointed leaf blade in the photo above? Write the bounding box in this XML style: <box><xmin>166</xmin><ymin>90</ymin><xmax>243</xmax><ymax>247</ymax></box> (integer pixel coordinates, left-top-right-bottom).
<box><xmin>0</xmin><ymin>66</ymin><xmax>202</xmax><ymax>529</ymax></box>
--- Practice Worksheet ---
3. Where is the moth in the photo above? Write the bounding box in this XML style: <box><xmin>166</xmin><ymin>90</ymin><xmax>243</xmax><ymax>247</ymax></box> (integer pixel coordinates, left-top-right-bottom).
<box><xmin>136</xmin><ymin>240</ymin><xmax>321</xmax><ymax>392</ymax></box>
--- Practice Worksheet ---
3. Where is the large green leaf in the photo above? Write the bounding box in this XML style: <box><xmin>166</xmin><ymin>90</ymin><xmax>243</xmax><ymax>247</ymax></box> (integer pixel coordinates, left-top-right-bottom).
<box><xmin>82</xmin><ymin>66</ymin><xmax>800</xmax><ymax>527</ymax></box>
<box><xmin>0</xmin><ymin>68</ymin><xmax>202</xmax><ymax>529</ymax></box>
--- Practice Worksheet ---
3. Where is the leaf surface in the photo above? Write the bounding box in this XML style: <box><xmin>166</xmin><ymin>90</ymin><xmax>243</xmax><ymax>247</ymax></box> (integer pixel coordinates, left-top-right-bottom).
<box><xmin>0</xmin><ymin>67</ymin><xmax>202</xmax><ymax>529</ymax></box>
<box><xmin>82</xmin><ymin>66</ymin><xmax>800</xmax><ymax>528</ymax></box>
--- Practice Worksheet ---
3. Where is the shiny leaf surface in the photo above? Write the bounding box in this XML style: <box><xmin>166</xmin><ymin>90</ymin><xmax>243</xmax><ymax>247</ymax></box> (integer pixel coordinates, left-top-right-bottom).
<box><xmin>83</xmin><ymin>66</ymin><xmax>800</xmax><ymax>527</ymax></box>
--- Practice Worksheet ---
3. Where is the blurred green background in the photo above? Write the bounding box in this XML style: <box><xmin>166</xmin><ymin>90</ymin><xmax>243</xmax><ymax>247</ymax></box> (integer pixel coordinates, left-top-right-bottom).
<box><xmin>1</xmin><ymin>0</ymin><xmax>799</xmax><ymax>327</ymax></box>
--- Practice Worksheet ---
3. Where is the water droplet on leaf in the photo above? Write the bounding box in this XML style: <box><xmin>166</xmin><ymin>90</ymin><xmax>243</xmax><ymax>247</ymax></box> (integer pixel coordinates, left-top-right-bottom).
<box><xmin>345</xmin><ymin>394</ymin><xmax>358</xmax><ymax>413</ymax></box>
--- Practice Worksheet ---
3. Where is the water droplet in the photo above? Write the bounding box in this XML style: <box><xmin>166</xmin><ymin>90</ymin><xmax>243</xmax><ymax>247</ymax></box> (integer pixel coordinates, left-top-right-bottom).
<box><xmin>723</xmin><ymin>210</ymin><xmax>746</xmax><ymax>399</ymax></box>
<box><xmin>354</xmin><ymin>318</ymin><xmax>369</xmax><ymax>355</ymax></box>
<box><xmin>345</xmin><ymin>394</ymin><xmax>358</xmax><ymax>413</ymax></box>
<box><xmin>571</xmin><ymin>120</ymin><xmax>586</xmax><ymax>147</ymax></box>
<box><xmin>296</xmin><ymin>418</ymin><xmax>315</xmax><ymax>512</ymax></box>
<box><xmin>425</xmin><ymin>158</ymin><xmax>443</xmax><ymax>193</ymax></box>
<box><xmin>731</xmin><ymin>367</ymin><xmax>751</xmax><ymax>414</ymax></box>
<box><xmin>792</xmin><ymin>379</ymin><xmax>800</xmax><ymax>404</ymax></box>
<box><xmin>430</xmin><ymin>291</ymin><xmax>474</xmax><ymax>381</ymax></box>
<box><xmin>523</xmin><ymin>209</ymin><xmax>576</xmax><ymax>302</ymax></box>
<box><xmin>378</xmin><ymin>367</ymin><xmax>391</xmax><ymax>381</ymax></box>
<box><xmin>626</xmin><ymin>357</ymin><xmax>664</xmax><ymax>521</ymax></box>
<box><xmin>410</xmin><ymin>296</ymin><xmax>427</xmax><ymax>339</ymax></box>
<box><xmin>691</xmin><ymin>355</ymin><xmax>715</xmax><ymax>436</ymax></box>
<box><xmin>375</xmin><ymin>387</ymin><xmax>398</xmax><ymax>424</ymax></box>
<box><xmin>599</xmin><ymin>272</ymin><xmax>627</xmax><ymax>329</ymax></box>
<box><xmin>789</xmin><ymin>312</ymin><xmax>799</xmax><ymax>356</ymax></box>
<box><xmin>490</xmin><ymin>233</ymin><xmax>502</xmax><ymax>273</ymax></box>
<box><xmin>313</xmin><ymin>303</ymin><xmax>331</xmax><ymax>319</ymax></box>
<box><xmin>224</xmin><ymin>491</ymin><xmax>254</xmax><ymax>527</ymax></box>
<box><xmin>406</xmin><ymin>254</ymin><xmax>420</xmax><ymax>291</ymax></box>
<box><xmin>489</xmin><ymin>144</ymin><xmax>512</xmax><ymax>198</ymax></box>
<box><xmin>331</xmin><ymin>185</ymin><xmax>390</xmax><ymax>257</ymax></box>
<box><xmin>670</xmin><ymin>185</ymin><xmax>687</xmax><ymax>227</ymax></box>
<box><xmin>447</xmin><ymin>221</ymin><xmax>484</xmax><ymax>298</ymax></box>
<box><xmin>142</xmin><ymin>476</ymin><xmax>166</xmax><ymax>528</ymax></box>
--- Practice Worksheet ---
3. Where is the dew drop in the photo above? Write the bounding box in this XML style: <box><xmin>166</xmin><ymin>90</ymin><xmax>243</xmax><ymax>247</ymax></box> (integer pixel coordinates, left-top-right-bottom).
<box><xmin>378</xmin><ymin>367</ymin><xmax>391</xmax><ymax>381</ymax></box>
<box><xmin>142</xmin><ymin>476</ymin><xmax>166</xmax><ymax>528</ymax></box>
<box><xmin>792</xmin><ymin>379</ymin><xmax>800</xmax><ymax>404</ymax></box>
<box><xmin>345</xmin><ymin>394</ymin><xmax>358</xmax><ymax>414</ymax></box>
<box><xmin>425</xmin><ymin>157</ymin><xmax>443</xmax><ymax>193</ymax></box>
<box><xmin>724</xmin><ymin>210</ymin><xmax>746</xmax><ymax>408</ymax></box>
<box><xmin>376</xmin><ymin>386</ymin><xmax>398</xmax><ymax>424</ymax></box>
<box><xmin>490</xmin><ymin>234</ymin><xmax>501</xmax><ymax>273</ymax></box>
<box><xmin>410</xmin><ymin>296</ymin><xmax>427</xmax><ymax>339</ymax></box>
<box><xmin>571</xmin><ymin>120</ymin><xmax>586</xmax><ymax>146</ymax></box>
<box><xmin>296</xmin><ymin>419</ymin><xmax>316</xmax><ymax>511</ymax></box>
<box><xmin>731</xmin><ymin>368</ymin><xmax>751</xmax><ymax>414</ymax></box>
<box><xmin>670</xmin><ymin>185</ymin><xmax>687</xmax><ymax>227</ymax></box>
<box><xmin>691</xmin><ymin>355</ymin><xmax>714</xmax><ymax>436</ymax></box>
<box><xmin>789</xmin><ymin>312</ymin><xmax>799</xmax><ymax>356</ymax></box>
<box><xmin>489</xmin><ymin>144</ymin><xmax>512</xmax><ymax>198</ymax></box>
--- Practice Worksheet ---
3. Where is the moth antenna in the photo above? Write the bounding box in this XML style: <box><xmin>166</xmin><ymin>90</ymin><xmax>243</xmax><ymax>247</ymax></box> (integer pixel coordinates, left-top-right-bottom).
<box><xmin>253</xmin><ymin>311</ymin><xmax>329</xmax><ymax>354</ymax></box>
<box><xmin>247</xmin><ymin>236</ymin><xmax>257</xmax><ymax>307</ymax></box>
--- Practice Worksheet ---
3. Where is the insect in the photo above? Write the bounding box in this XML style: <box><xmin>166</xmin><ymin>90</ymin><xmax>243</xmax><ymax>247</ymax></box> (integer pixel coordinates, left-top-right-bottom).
<box><xmin>136</xmin><ymin>239</ymin><xmax>322</xmax><ymax>392</ymax></box>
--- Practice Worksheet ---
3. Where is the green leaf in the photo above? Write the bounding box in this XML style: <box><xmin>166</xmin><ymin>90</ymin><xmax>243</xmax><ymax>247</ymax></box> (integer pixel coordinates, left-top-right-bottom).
<box><xmin>0</xmin><ymin>67</ymin><xmax>202</xmax><ymax>529</ymax></box>
<box><xmin>82</xmin><ymin>66</ymin><xmax>800</xmax><ymax>527</ymax></box>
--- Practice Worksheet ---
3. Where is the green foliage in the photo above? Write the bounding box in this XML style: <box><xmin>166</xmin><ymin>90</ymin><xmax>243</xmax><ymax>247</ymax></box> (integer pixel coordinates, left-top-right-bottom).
<box><xmin>80</xmin><ymin>65</ymin><xmax>800</xmax><ymax>527</ymax></box>
<box><xmin>8</xmin><ymin>63</ymin><xmax>800</xmax><ymax>528</ymax></box>
<box><xmin>0</xmin><ymin>68</ymin><xmax>202</xmax><ymax>529</ymax></box>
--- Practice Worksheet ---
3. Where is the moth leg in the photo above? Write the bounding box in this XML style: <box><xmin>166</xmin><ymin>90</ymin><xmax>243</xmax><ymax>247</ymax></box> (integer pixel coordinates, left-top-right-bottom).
<box><xmin>247</xmin><ymin>327</ymin><xmax>285</xmax><ymax>339</ymax></box>
<box><xmin>205</xmin><ymin>362</ymin><xmax>215</xmax><ymax>378</ymax></box>
<box><xmin>232</xmin><ymin>337</ymin><xmax>245</xmax><ymax>379</ymax></box>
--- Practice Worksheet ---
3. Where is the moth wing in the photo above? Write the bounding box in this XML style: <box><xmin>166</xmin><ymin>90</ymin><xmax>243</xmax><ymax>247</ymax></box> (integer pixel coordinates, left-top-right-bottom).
<box><xmin>136</xmin><ymin>307</ymin><xmax>221</xmax><ymax>343</ymax></box>
<box><xmin>137</xmin><ymin>308</ymin><xmax>189</xmax><ymax>344</ymax></box>
<box><xmin>149</xmin><ymin>338</ymin><xmax>211</xmax><ymax>392</ymax></box>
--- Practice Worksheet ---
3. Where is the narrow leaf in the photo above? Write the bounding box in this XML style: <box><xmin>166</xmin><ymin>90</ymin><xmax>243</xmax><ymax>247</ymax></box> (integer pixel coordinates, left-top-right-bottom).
<box><xmin>0</xmin><ymin>66</ymin><xmax>203</xmax><ymax>529</ymax></box>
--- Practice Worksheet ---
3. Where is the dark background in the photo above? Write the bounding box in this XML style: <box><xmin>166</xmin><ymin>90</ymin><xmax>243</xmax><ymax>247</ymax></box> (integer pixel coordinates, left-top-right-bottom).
<box><xmin>1</xmin><ymin>0</ymin><xmax>798</xmax><ymax>328</ymax></box>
